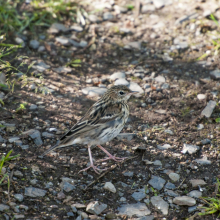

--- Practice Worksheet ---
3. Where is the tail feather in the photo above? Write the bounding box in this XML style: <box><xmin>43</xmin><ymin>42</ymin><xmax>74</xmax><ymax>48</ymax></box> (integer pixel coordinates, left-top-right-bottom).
<box><xmin>41</xmin><ymin>142</ymin><xmax>61</xmax><ymax>157</ymax></box>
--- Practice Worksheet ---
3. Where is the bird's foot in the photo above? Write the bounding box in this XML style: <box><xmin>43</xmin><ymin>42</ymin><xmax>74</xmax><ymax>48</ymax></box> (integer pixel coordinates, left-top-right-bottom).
<box><xmin>97</xmin><ymin>155</ymin><xmax>128</xmax><ymax>163</ymax></box>
<box><xmin>78</xmin><ymin>164</ymin><xmax>107</xmax><ymax>174</ymax></box>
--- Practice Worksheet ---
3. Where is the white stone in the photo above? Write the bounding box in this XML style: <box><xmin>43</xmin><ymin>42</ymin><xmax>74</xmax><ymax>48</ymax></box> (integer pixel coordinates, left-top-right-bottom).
<box><xmin>110</xmin><ymin>72</ymin><xmax>126</xmax><ymax>81</ymax></box>
<box><xmin>169</xmin><ymin>173</ymin><xmax>180</xmax><ymax>182</ymax></box>
<box><xmin>197</xmin><ymin>94</ymin><xmax>206</xmax><ymax>100</ymax></box>
<box><xmin>173</xmin><ymin>196</ymin><xmax>196</xmax><ymax>206</ymax></box>
<box><xmin>82</xmin><ymin>87</ymin><xmax>107</xmax><ymax>97</ymax></box>
<box><xmin>103</xmin><ymin>182</ymin><xmax>116</xmax><ymax>193</ymax></box>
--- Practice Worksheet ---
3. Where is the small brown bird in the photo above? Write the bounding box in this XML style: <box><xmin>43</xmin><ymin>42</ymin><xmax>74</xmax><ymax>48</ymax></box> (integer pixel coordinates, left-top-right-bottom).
<box><xmin>41</xmin><ymin>85</ymin><xmax>137</xmax><ymax>174</ymax></box>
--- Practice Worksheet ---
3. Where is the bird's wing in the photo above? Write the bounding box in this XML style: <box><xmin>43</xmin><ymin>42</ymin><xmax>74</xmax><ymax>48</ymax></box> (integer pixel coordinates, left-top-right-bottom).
<box><xmin>60</xmin><ymin>102</ymin><xmax>123</xmax><ymax>140</ymax></box>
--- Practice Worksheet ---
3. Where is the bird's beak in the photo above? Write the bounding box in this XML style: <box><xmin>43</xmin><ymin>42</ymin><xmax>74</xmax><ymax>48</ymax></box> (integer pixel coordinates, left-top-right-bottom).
<box><xmin>130</xmin><ymin>91</ymin><xmax>139</xmax><ymax>95</ymax></box>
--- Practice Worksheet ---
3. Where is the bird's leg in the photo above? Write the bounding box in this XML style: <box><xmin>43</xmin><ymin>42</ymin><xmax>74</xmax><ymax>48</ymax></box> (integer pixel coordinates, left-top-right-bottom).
<box><xmin>78</xmin><ymin>145</ymin><xmax>107</xmax><ymax>174</ymax></box>
<box><xmin>96</xmin><ymin>145</ymin><xmax>127</xmax><ymax>162</ymax></box>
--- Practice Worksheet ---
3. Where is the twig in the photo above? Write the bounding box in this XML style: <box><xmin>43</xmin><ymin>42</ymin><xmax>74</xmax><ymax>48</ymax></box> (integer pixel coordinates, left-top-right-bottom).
<box><xmin>84</xmin><ymin>156</ymin><xmax>138</xmax><ymax>191</ymax></box>
<box><xmin>176</xmin><ymin>177</ymin><xmax>186</xmax><ymax>189</ymax></box>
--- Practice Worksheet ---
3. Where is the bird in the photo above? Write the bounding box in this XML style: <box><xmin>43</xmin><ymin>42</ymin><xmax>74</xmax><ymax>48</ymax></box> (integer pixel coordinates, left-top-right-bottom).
<box><xmin>41</xmin><ymin>85</ymin><xmax>137</xmax><ymax>174</ymax></box>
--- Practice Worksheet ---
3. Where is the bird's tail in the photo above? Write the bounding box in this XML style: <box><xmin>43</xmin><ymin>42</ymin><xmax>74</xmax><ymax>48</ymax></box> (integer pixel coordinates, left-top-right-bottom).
<box><xmin>41</xmin><ymin>141</ymin><xmax>62</xmax><ymax>157</ymax></box>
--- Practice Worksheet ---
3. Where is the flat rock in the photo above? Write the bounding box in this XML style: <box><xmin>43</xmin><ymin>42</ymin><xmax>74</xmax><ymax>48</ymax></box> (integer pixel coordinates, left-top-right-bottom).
<box><xmin>201</xmin><ymin>100</ymin><xmax>216</xmax><ymax>118</ymax></box>
<box><xmin>197</xmin><ymin>124</ymin><xmax>204</xmax><ymax>130</ymax></box>
<box><xmin>210</xmin><ymin>69</ymin><xmax>220</xmax><ymax>79</ymax></box>
<box><xmin>104</xmin><ymin>182</ymin><xmax>116</xmax><ymax>193</ymax></box>
<box><xmin>118</xmin><ymin>203</ymin><xmax>151</xmax><ymax>217</ymax></box>
<box><xmin>117</xmin><ymin>133</ymin><xmax>136</xmax><ymax>141</ymax></box>
<box><xmin>169</xmin><ymin>173</ymin><xmax>180</xmax><ymax>182</ymax></box>
<box><xmin>42</xmin><ymin>132</ymin><xmax>54</xmax><ymax>138</ymax></box>
<box><xmin>165</xmin><ymin>182</ymin><xmax>176</xmax><ymax>190</ymax></box>
<box><xmin>173</xmin><ymin>196</ymin><xmax>196</xmax><ymax>206</ymax></box>
<box><xmin>165</xmin><ymin>189</ymin><xmax>179</xmax><ymax>197</ymax></box>
<box><xmin>110</xmin><ymin>72</ymin><xmax>126</xmax><ymax>81</ymax></box>
<box><xmin>157</xmin><ymin>144</ymin><xmax>172</xmax><ymax>150</ymax></box>
<box><xmin>201</xmin><ymin>139</ymin><xmax>211</xmax><ymax>145</ymax></box>
<box><xmin>195</xmin><ymin>156</ymin><xmax>211</xmax><ymax>165</ymax></box>
<box><xmin>103</xmin><ymin>12</ymin><xmax>114</xmax><ymax>21</ymax></box>
<box><xmin>0</xmin><ymin>204</ymin><xmax>10</xmax><ymax>211</ymax></box>
<box><xmin>53</xmin><ymin>66</ymin><xmax>72</xmax><ymax>73</ymax></box>
<box><xmin>151</xmin><ymin>196</ymin><xmax>169</xmax><ymax>215</ymax></box>
<box><xmin>82</xmin><ymin>87</ymin><xmax>107</xmax><ymax>97</ymax></box>
<box><xmin>86</xmin><ymin>201</ymin><xmax>107</xmax><ymax>215</ymax></box>
<box><xmin>25</xmin><ymin>187</ymin><xmax>47</xmax><ymax>197</ymax></box>
<box><xmin>127</xmin><ymin>41</ymin><xmax>142</xmax><ymax>50</ymax></box>
<box><xmin>190</xmin><ymin>179</ymin><xmax>206</xmax><ymax>187</ymax></box>
<box><xmin>70</xmin><ymin>25</ymin><xmax>83</xmax><ymax>32</ymax></box>
<box><xmin>148</xmin><ymin>175</ymin><xmax>166</xmax><ymax>190</ymax></box>
<box><xmin>197</xmin><ymin>94</ymin><xmax>206</xmax><ymax>100</ymax></box>
<box><xmin>48</xmin><ymin>23</ymin><xmax>69</xmax><ymax>33</ymax></box>
<box><xmin>128</xmin><ymin>82</ymin><xmax>144</xmax><ymax>95</ymax></box>
<box><xmin>188</xmin><ymin>190</ymin><xmax>202</xmax><ymax>198</ymax></box>
<box><xmin>114</xmin><ymin>78</ymin><xmax>129</xmax><ymax>86</ymax></box>
<box><xmin>181</xmin><ymin>144</ymin><xmax>200</xmax><ymax>154</ymax></box>
<box><xmin>22</xmin><ymin>129</ymin><xmax>43</xmax><ymax>146</ymax></box>
<box><xmin>132</xmin><ymin>192</ymin><xmax>146</xmax><ymax>201</ymax></box>
<box><xmin>63</xmin><ymin>182</ymin><xmax>76</xmax><ymax>192</ymax></box>
<box><xmin>123</xmin><ymin>171</ymin><xmax>134</xmax><ymax>177</ymax></box>
<box><xmin>153</xmin><ymin>0</ymin><xmax>165</xmax><ymax>9</ymax></box>
<box><xmin>14</xmin><ymin>194</ymin><xmax>24</xmax><ymax>202</ymax></box>
<box><xmin>29</xmin><ymin>40</ymin><xmax>40</xmax><ymax>49</ymax></box>
<box><xmin>154</xmin><ymin>76</ymin><xmax>166</xmax><ymax>83</ymax></box>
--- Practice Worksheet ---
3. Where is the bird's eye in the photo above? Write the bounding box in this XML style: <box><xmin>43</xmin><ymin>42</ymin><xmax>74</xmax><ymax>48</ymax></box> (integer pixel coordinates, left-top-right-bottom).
<box><xmin>119</xmin><ymin>91</ymin><xmax>125</xmax><ymax>95</ymax></box>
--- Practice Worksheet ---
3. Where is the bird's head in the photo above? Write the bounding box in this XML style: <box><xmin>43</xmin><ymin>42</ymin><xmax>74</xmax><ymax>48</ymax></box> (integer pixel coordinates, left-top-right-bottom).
<box><xmin>104</xmin><ymin>85</ymin><xmax>138</xmax><ymax>102</ymax></box>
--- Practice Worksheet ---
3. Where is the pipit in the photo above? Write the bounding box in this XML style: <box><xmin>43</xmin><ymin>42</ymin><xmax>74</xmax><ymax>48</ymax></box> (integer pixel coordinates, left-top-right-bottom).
<box><xmin>41</xmin><ymin>85</ymin><xmax>137</xmax><ymax>174</ymax></box>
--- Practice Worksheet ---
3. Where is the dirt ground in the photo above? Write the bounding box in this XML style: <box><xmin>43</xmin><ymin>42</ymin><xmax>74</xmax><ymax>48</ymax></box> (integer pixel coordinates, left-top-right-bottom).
<box><xmin>1</xmin><ymin>0</ymin><xmax>220</xmax><ymax>219</ymax></box>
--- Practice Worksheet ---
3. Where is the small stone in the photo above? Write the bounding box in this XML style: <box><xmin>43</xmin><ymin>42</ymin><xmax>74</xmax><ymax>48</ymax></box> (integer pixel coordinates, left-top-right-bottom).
<box><xmin>195</xmin><ymin>156</ymin><xmax>211</xmax><ymax>165</ymax></box>
<box><xmin>188</xmin><ymin>206</ymin><xmax>197</xmax><ymax>213</ymax></box>
<box><xmin>164</xmin><ymin>129</ymin><xmax>173</xmax><ymax>135</ymax></box>
<box><xmin>119</xmin><ymin>197</ymin><xmax>126</xmax><ymax>202</ymax></box>
<box><xmin>8</xmin><ymin>137</ymin><xmax>20</xmax><ymax>143</ymax></box>
<box><xmin>161</xmin><ymin>83</ymin><xmax>170</xmax><ymax>89</ymax></box>
<box><xmin>173</xmin><ymin>196</ymin><xmax>196</xmax><ymax>206</ymax></box>
<box><xmin>42</xmin><ymin>132</ymin><xmax>54</xmax><ymax>138</ymax></box>
<box><xmin>88</xmin><ymin>14</ymin><xmax>100</xmax><ymax>23</ymax></box>
<box><xmin>48</xmin><ymin>23</ymin><xmax>69</xmax><ymax>34</ymax></box>
<box><xmin>57</xmin><ymin>192</ymin><xmax>66</xmax><ymax>200</ymax></box>
<box><xmin>201</xmin><ymin>139</ymin><xmax>211</xmax><ymax>145</ymax></box>
<box><xmin>154</xmin><ymin>76</ymin><xmax>165</xmax><ymax>83</ymax></box>
<box><xmin>70</xmin><ymin>25</ymin><xmax>83</xmax><ymax>32</ymax></box>
<box><xmin>181</xmin><ymin>144</ymin><xmax>200</xmax><ymax>154</ymax></box>
<box><xmin>151</xmin><ymin>196</ymin><xmax>169</xmax><ymax>215</ymax></box>
<box><xmin>142</xmin><ymin>4</ymin><xmax>156</xmax><ymax>13</ymax></box>
<box><xmin>53</xmin><ymin>66</ymin><xmax>72</xmax><ymax>73</ymax></box>
<box><xmin>104</xmin><ymin>182</ymin><xmax>116</xmax><ymax>193</ymax></box>
<box><xmin>25</xmin><ymin>187</ymin><xmax>47</xmax><ymax>197</ymax></box>
<box><xmin>165</xmin><ymin>182</ymin><xmax>176</xmax><ymax>190</ymax></box>
<box><xmin>197</xmin><ymin>124</ymin><xmax>204</xmax><ymax>130</ymax></box>
<box><xmin>82</xmin><ymin>87</ymin><xmax>107</xmax><ymax>97</ymax></box>
<box><xmin>148</xmin><ymin>175</ymin><xmax>166</xmax><ymax>190</ymax></box>
<box><xmin>132</xmin><ymin>192</ymin><xmax>146</xmax><ymax>201</ymax></box>
<box><xmin>63</xmin><ymin>182</ymin><xmax>76</xmax><ymax>192</ymax></box>
<box><xmin>169</xmin><ymin>173</ymin><xmax>180</xmax><ymax>182</ymax></box>
<box><xmin>165</xmin><ymin>189</ymin><xmax>179</xmax><ymax>197</ymax></box>
<box><xmin>30</xmin><ymin>179</ymin><xmax>37</xmax><ymax>185</ymax></box>
<box><xmin>188</xmin><ymin>190</ymin><xmax>202</xmax><ymax>198</ymax></box>
<box><xmin>55</xmin><ymin>36</ymin><xmax>70</xmax><ymax>46</ymax></box>
<box><xmin>14</xmin><ymin>194</ymin><xmax>24</xmax><ymax>202</ymax></box>
<box><xmin>210</xmin><ymin>69</ymin><xmax>220</xmax><ymax>79</ymax></box>
<box><xmin>103</xmin><ymin>12</ymin><xmax>114</xmax><ymax>21</ymax></box>
<box><xmin>72</xmin><ymin>203</ymin><xmax>86</xmax><ymax>209</ymax></box>
<box><xmin>127</xmin><ymin>41</ymin><xmax>142</xmax><ymax>50</ymax></box>
<box><xmin>197</xmin><ymin>94</ymin><xmax>206</xmax><ymax>100</ymax></box>
<box><xmin>67</xmin><ymin>212</ymin><xmax>74</xmax><ymax>217</ymax></box>
<box><xmin>0</xmin><ymin>204</ymin><xmax>10</xmax><ymax>211</ymax></box>
<box><xmin>190</xmin><ymin>179</ymin><xmax>206</xmax><ymax>188</ymax></box>
<box><xmin>157</xmin><ymin>144</ymin><xmax>172</xmax><ymax>150</ymax></box>
<box><xmin>117</xmin><ymin>133</ymin><xmax>136</xmax><ymax>141</ymax></box>
<box><xmin>14</xmin><ymin>215</ymin><xmax>25</xmax><ymax>219</ymax></box>
<box><xmin>123</xmin><ymin>171</ymin><xmax>133</xmax><ymax>177</ymax></box>
<box><xmin>0</xmin><ymin>135</ymin><xmax>6</xmax><ymax>143</ymax></box>
<box><xmin>14</xmin><ymin>170</ymin><xmax>23</xmax><ymax>177</ymax></box>
<box><xmin>29</xmin><ymin>104</ymin><xmax>37</xmax><ymax>110</ymax></box>
<box><xmin>86</xmin><ymin>201</ymin><xmax>107</xmax><ymax>215</ymax></box>
<box><xmin>110</xmin><ymin>72</ymin><xmax>126</xmax><ymax>81</ymax></box>
<box><xmin>128</xmin><ymin>82</ymin><xmax>144</xmax><ymax>95</ymax></box>
<box><xmin>153</xmin><ymin>0</ymin><xmax>165</xmax><ymax>9</ymax></box>
<box><xmin>29</xmin><ymin>40</ymin><xmax>40</xmax><ymax>49</ymax></box>
<box><xmin>118</xmin><ymin>203</ymin><xmax>151</xmax><ymax>217</ymax></box>
<box><xmin>153</xmin><ymin>160</ymin><xmax>162</xmax><ymax>166</ymax></box>
<box><xmin>201</xmin><ymin>100</ymin><xmax>216</xmax><ymax>118</ymax></box>
<box><xmin>114</xmin><ymin>78</ymin><xmax>129</xmax><ymax>86</ymax></box>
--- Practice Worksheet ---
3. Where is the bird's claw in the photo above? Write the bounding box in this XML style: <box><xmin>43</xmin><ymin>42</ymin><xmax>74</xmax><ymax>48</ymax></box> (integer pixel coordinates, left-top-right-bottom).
<box><xmin>97</xmin><ymin>155</ymin><xmax>128</xmax><ymax>163</ymax></box>
<box><xmin>78</xmin><ymin>165</ymin><xmax>107</xmax><ymax>174</ymax></box>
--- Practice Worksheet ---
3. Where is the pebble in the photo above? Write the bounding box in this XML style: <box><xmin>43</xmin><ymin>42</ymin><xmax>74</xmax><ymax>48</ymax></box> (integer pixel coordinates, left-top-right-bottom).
<box><xmin>14</xmin><ymin>215</ymin><xmax>25</xmax><ymax>219</ymax></box>
<box><xmin>164</xmin><ymin>129</ymin><xmax>173</xmax><ymax>135</ymax></box>
<box><xmin>132</xmin><ymin>192</ymin><xmax>146</xmax><ymax>201</ymax></box>
<box><xmin>142</xmin><ymin>4</ymin><xmax>156</xmax><ymax>13</ymax></box>
<box><xmin>48</xmin><ymin>23</ymin><xmax>69</xmax><ymax>34</ymax></box>
<box><xmin>201</xmin><ymin>139</ymin><xmax>211</xmax><ymax>145</ymax></box>
<box><xmin>161</xmin><ymin>83</ymin><xmax>170</xmax><ymax>89</ymax></box>
<box><xmin>197</xmin><ymin>94</ymin><xmax>206</xmax><ymax>100</ymax></box>
<box><xmin>188</xmin><ymin>206</ymin><xmax>197</xmax><ymax>213</ymax></box>
<box><xmin>201</xmin><ymin>100</ymin><xmax>216</xmax><ymax>118</ymax></box>
<box><xmin>114</xmin><ymin>78</ymin><xmax>129</xmax><ymax>86</ymax></box>
<box><xmin>153</xmin><ymin>160</ymin><xmax>162</xmax><ymax>166</ymax></box>
<box><xmin>0</xmin><ymin>204</ymin><xmax>10</xmax><ymax>211</ymax></box>
<box><xmin>157</xmin><ymin>144</ymin><xmax>172</xmax><ymax>150</ymax></box>
<box><xmin>14</xmin><ymin>194</ymin><xmax>24</xmax><ymax>202</ymax></box>
<box><xmin>103</xmin><ymin>12</ymin><xmax>114</xmax><ymax>21</ymax></box>
<box><xmin>173</xmin><ymin>196</ymin><xmax>196</xmax><ymax>206</ymax></box>
<box><xmin>55</xmin><ymin>36</ymin><xmax>70</xmax><ymax>46</ymax></box>
<box><xmin>70</xmin><ymin>25</ymin><xmax>83</xmax><ymax>32</ymax></box>
<box><xmin>42</xmin><ymin>132</ymin><xmax>54</xmax><ymax>138</ymax></box>
<box><xmin>151</xmin><ymin>196</ymin><xmax>169</xmax><ymax>215</ymax></box>
<box><xmin>187</xmin><ymin>190</ymin><xmax>202</xmax><ymax>198</ymax></box>
<box><xmin>118</xmin><ymin>203</ymin><xmax>151</xmax><ymax>217</ymax></box>
<box><xmin>210</xmin><ymin>69</ymin><xmax>220</xmax><ymax>79</ymax></box>
<box><xmin>153</xmin><ymin>0</ymin><xmax>165</xmax><ymax>9</ymax></box>
<box><xmin>103</xmin><ymin>182</ymin><xmax>116</xmax><ymax>193</ymax></box>
<box><xmin>110</xmin><ymin>72</ymin><xmax>126</xmax><ymax>81</ymax></box>
<box><xmin>88</xmin><ymin>14</ymin><xmax>100</xmax><ymax>23</ymax></box>
<box><xmin>123</xmin><ymin>171</ymin><xmax>134</xmax><ymax>177</ymax></box>
<box><xmin>33</xmin><ymin>62</ymin><xmax>50</xmax><ymax>72</ymax></box>
<box><xmin>128</xmin><ymin>82</ymin><xmax>144</xmax><ymax>94</ymax></box>
<box><xmin>53</xmin><ymin>66</ymin><xmax>72</xmax><ymax>73</ymax></box>
<box><xmin>117</xmin><ymin>133</ymin><xmax>136</xmax><ymax>141</ymax></box>
<box><xmin>148</xmin><ymin>175</ymin><xmax>166</xmax><ymax>190</ymax></box>
<box><xmin>25</xmin><ymin>187</ymin><xmax>47</xmax><ymax>197</ymax></box>
<box><xmin>190</xmin><ymin>179</ymin><xmax>206</xmax><ymax>187</ymax></box>
<box><xmin>127</xmin><ymin>41</ymin><xmax>142</xmax><ymax>50</ymax></box>
<box><xmin>22</xmin><ymin>129</ymin><xmax>43</xmax><ymax>146</ymax></box>
<box><xmin>197</xmin><ymin>124</ymin><xmax>204</xmax><ymax>130</ymax></box>
<box><xmin>119</xmin><ymin>197</ymin><xmax>126</xmax><ymax>202</ymax></box>
<box><xmin>29</xmin><ymin>104</ymin><xmax>38</xmax><ymax>110</ymax></box>
<box><xmin>82</xmin><ymin>87</ymin><xmax>107</xmax><ymax>97</ymax></box>
<box><xmin>14</xmin><ymin>170</ymin><xmax>23</xmax><ymax>177</ymax></box>
<box><xmin>195</xmin><ymin>156</ymin><xmax>211</xmax><ymax>165</ymax></box>
<box><xmin>154</xmin><ymin>76</ymin><xmax>166</xmax><ymax>83</ymax></box>
<box><xmin>86</xmin><ymin>201</ymin><xmax>107</xmax><ymax>215</ymax></box>
<box><xmin>29</xmin><ymin>40</ymin><xmax>40</xmax><ymax>49</ymax></box>
<box><xmin>169</xmin><ymin>173</ymin><xmax>180</xmax><ymax>182</ymax></box>
<box><xmin>181</xmin><ymin>144</ymin><xmax>200</xmax><ymax>154</ymax></box>
<box><xmin>165</xmin><ymin>182</ymin><xmax>176</xmax><ymax>190</ymax></box>
<box><xmin>0</xmin><ymin>135</ymin><xmax>7</xmax><ymax>143</ymax></box>
<box><xmin>165</xmin><ymin>189</ymin><xmax>179</xmax><ymax>197</ymax></box>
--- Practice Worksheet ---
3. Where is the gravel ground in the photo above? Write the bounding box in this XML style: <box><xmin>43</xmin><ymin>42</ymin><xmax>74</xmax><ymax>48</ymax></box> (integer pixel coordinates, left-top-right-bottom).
<box><xmin>1</xmin><ymin>0</ymin><xmax>220</xmax><ymax>219</ymax></box>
